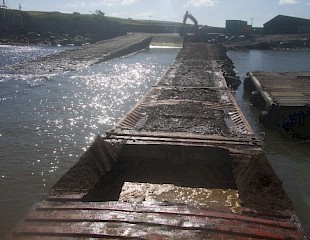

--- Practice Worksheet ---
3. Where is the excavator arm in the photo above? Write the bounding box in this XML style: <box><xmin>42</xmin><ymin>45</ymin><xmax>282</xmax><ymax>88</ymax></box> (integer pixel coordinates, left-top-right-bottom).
<box><xmin>182</xmin><ymin>11</ymin><xmax>198</xmax><ymax>35</ymax></box>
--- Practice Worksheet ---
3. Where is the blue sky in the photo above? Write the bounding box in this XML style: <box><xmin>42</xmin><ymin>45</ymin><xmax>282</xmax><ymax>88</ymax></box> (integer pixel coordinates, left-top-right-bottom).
<box><xmin>4</xmin><ymin>0</ymin><xmax>310</xmax><ymax>27</ymax></box>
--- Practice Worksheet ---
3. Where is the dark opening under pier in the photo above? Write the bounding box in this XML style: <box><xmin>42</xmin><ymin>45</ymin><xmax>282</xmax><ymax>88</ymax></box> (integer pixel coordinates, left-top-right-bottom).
<box><xmin>7</xmin><ymin>41</ymin><xmax>307</xmax><ymax>239</ymax></box>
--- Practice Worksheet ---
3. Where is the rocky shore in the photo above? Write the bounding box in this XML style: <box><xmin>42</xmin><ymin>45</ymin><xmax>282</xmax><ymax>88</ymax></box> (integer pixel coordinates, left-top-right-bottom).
<box><xmin>0</xmin><ymin>32</ymin><xmax>126</xmax><ymax>46</ymax></box>
<box><xmin>222</xmin><ymin>33</ymin><xmax>310</xmax><ymax>50</ymax></box>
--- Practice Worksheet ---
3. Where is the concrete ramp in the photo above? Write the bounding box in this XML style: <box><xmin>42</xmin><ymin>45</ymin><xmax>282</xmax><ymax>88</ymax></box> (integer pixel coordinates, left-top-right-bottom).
<box><xmin>151</xmin><ymin>33</ymin><xmax>183</xmax><ymax>47</ymax></box>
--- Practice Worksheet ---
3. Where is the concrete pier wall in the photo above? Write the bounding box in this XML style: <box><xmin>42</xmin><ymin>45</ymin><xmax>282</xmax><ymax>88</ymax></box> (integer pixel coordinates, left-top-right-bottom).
<box><xmin>0</xmin><ymin>33</ymin><xmax>153</xmax><ymax>76</ymax></box>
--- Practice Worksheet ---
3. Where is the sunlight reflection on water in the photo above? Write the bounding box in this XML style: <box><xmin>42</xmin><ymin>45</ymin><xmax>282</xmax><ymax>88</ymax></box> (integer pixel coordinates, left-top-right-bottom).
<box><xmin>0</xmin><ymin>47</ymin><xmax>179</xmax><ymax>237</ymax></box>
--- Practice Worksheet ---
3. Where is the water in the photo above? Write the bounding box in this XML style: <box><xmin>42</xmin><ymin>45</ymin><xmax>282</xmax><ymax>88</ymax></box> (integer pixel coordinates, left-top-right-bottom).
<box><xmin>0</xmin><ymin>46</ymin><xmax>179</xmax><ymax>237</ymax></box>
<box><xmin>0</xmin><ymin>45</ymin><xmax>73</xmax><ymax>67</ymax></box>
<box><xmin>227</xmin><ymin>49</ymin><xmax>310</xmax><ymax>234</ymax></box>
<box><xmin>1</xmin><ymin>46</ymin><xmax>309</xmax><ymax>237</ymax></box>
<box><xmin>119</xmin><ymin>182</ymin><xmax>240</xmax><ymax>213</ymax></box>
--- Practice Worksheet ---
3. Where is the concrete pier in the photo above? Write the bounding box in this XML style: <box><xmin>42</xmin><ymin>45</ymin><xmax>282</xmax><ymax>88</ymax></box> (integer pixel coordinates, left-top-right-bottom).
<box><xmin>245</xmin><ymin>72</ymin><xmax>310</xmax><ymax>139</ymax></box>
<box><xmin>0</xmin><ymin>33</ymin><xmax>153</xmax><ymax>75</ymax></box>
<box><xmin>7</xmin><ymin>43</ymin><xmax>306</xmax><ymax>239</ymax></box>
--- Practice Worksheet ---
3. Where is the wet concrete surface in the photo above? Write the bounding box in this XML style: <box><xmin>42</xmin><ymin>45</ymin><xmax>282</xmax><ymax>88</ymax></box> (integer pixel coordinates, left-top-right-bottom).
<box><xmin>0</xmin><ymin>33</ymin><xmax>152</xmax><ymax>76</ymax></box>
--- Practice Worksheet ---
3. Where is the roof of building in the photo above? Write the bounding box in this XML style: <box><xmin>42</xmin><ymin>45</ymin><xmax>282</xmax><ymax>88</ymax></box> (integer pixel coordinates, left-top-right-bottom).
<box><xmin>264</xmin><ymin>15</ymin><xmax>310</xmax><ymax>26</ymax></box>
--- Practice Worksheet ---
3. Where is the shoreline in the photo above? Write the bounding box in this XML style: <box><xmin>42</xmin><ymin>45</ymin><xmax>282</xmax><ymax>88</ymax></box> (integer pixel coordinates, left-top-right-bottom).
<box><xmin>222</xmin><ymin>33</ymin><xmax>310</xmax><ymax>50</ymax></box>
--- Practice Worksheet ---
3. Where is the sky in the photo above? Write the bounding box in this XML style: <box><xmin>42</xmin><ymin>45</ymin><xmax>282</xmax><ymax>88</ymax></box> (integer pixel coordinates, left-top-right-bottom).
<box><xmin>3</xmin><ymin>0</ymin><xmax>310</xmax><ymax>27</ymax></box>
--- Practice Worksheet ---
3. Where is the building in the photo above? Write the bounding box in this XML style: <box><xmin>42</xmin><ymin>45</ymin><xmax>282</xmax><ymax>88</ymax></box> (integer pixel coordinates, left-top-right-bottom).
<box><xmin>226</xmin><ymin>20</ymin><xmax>252</xmax><ymax>34</ymax></box>
<box><xmin>264</xmin><ymin>15</ymin><xmax>310</xmax><ymax>34</ymax></box>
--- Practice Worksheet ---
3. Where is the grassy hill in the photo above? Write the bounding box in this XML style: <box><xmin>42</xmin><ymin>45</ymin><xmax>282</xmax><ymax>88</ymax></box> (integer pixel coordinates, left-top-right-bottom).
<box><xmin>0</xmin><ymin>9</ymin><xmax>224</xmax><ymax>44</ymax></box>
<box><xmin>0</xmin><ymin>9</ymin><xmax>185</xmax><ymax>44</ymax></box>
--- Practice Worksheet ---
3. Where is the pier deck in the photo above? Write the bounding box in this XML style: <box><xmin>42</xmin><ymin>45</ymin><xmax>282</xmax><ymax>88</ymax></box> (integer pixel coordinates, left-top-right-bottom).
<box><xmin>246</xmin><ymin>72</ymin><xmax>310</xmax><ymax>139</ymax></box>
<box><xmin>7</xmin><ymin>43</ymin><xmax>306</xmax><ymax>239</ymax></box>
<box><xmin>248</xmin><ymin>72</ymin><xmax>310</xmax><ymax>107</ymax></box>
<box><xmin>107</xmin><ymin>43</ymin><xmax>258</xmax><ymax>152</ymax></box>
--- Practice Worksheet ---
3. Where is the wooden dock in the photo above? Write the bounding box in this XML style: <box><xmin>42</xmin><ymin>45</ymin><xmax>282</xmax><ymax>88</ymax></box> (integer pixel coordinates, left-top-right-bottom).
<box><xmin>245</xmin><ymin>72</ymin><xmax>310</xmax><ymax>139</ymax></box>
<box><xmin>7</xmin><ymin>43</ymin><xmax>306</xmax><ymax>239</ymax></box>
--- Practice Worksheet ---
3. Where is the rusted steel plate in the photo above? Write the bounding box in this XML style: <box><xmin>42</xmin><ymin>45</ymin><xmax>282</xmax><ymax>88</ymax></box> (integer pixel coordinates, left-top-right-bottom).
<box><xmin>12</xmin><ymin>222</ymin><xmax>255</xmax><ymax>240</ymax></box>
<box><xmin>25</xmin><ymin>209</ymin><xmax>298</xmax><ymax>234</ymax></box>
<box><xmin>46</xmin><ymin>194</ymin><xmax>85</xmax><ymax>202</ymax></box>
<box><xmin>12</xmin><ymin>201</ymin><xmax>302</xmax><ymax>240</ymax></box>
<box><xmin>34</xmin><ymin>201</ymin><xmax>295</xmax><ymax>230</ymax></box>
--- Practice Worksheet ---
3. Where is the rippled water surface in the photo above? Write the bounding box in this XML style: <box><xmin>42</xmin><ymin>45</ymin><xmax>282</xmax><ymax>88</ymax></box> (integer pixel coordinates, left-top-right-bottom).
<box><xmin>228</xmin><ymin>49</ymin><xmax>310</xmax><ymax>234</ymax></box>
<box><xmin>0</xmin><ymin>46</ymin><xmax>179</xmax><ymax>237</ymax></box>
<box><xmin>2</xmin><ymin>46</ymin><xmax>309</xmax><ymax>237</ymax></box>
<box><xmin>119</xmin><ymin>182</ymin><xmax>241</xmax><ymax>213</ymax></box>
<box><xmin>0</xmin><ymin>44</ymin><xmax>72</xmax><ymax>67</ymax></box>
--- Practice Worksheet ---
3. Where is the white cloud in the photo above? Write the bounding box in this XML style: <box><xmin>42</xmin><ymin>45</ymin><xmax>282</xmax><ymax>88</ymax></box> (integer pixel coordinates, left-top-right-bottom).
<box><xmin>279</xmin><ymin>0</ymin><xmax>298</xmax><ymax>5</ymax></box>
<box><xmin>85</xmin><ymin>0</ymin><xmax>138</xmax><ymax>7</ymax></box>
<box><xmin>121</xmin><ymin>0</ymin><xmax>139</xmax><ymax>6</ymax></box>
<box><xmin>101</xmin><ymin>0</ymin><xmax>119</xmax><ymax>7</ymax></box>
<box><xmin>186</xmin><ymin>0</ymin><xmax>217</xmax><ymax>7</ymax></box>
<box><xmin>66</xmin><ymin>2</ymin><xmax>86</xmax><ymax>8</ymax></box>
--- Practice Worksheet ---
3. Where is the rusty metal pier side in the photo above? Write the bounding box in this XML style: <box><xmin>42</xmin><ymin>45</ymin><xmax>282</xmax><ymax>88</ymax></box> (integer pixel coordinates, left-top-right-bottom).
<box><xmin>8</xmin><ymin>43</ymin><xmax>306</xmax><ymax>239</ymax></box>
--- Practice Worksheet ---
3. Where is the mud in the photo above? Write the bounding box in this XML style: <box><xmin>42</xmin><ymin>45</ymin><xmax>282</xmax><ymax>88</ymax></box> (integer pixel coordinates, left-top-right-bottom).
<box><xmin>157</xmin><ymin>88</ymin><xmax>220</xmax><ymax>102</ymax></box>
<box><xmin>159</xmin><ymin>65</ymin><xmax>218</xmax><ymax>88</ymax></box>
<box><xmin>139</xmin><ymin>103</ymin><xmax>230</xmax><ymax>136</ymax></box>
<box><xmin>52</xmin><ymin>136</ymin><xmax>119</xmax><ymax>194</ymax></box>
<box><xmin>232</xmin><ymin>153</ymin><xmax>292</xmax><ymax>213</ymax></box>
<box><xmin>110</xmin><ymin>43</ymin><xmax>248</xmax><ymax>138</ymax></box>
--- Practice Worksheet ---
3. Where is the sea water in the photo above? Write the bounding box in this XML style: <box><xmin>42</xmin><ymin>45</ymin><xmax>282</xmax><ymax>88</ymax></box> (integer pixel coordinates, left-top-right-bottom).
<box><xmin>1</xmin><ymin>46</ymin><xmax>309</xmax><ymax>237</ymax></box>
<box><xmin>228</xmin><ymin>49</ymin><xmax>310</xmax><ymax>234</ymax></box>
<box><xmin>0</xmin><ymin>45</ymin><xmax>179</xmax><ymax>237</ymax></box>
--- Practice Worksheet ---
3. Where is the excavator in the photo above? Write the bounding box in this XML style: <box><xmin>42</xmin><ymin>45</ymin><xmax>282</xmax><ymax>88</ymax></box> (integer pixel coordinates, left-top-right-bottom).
<box><xmin>182</xmin><ymin>11</ymin><xmax>199</xmax><ymax>36</ymax></box>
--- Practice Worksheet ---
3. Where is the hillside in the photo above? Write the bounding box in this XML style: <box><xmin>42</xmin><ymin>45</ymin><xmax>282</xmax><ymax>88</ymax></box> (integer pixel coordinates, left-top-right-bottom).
<box><xmin>0</xmin><ymin>9</ymin><xmax>184</xmax><ymax>45</ymax></box>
